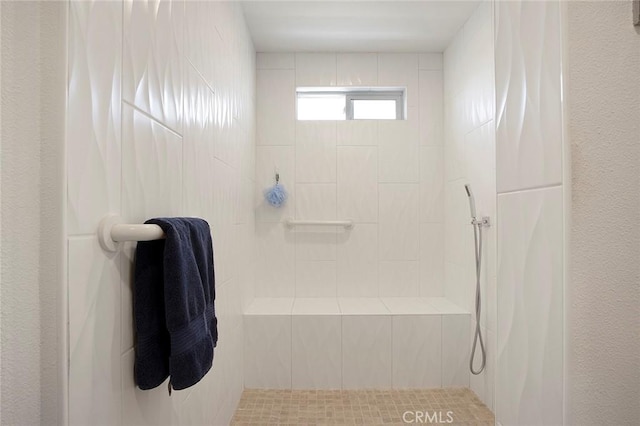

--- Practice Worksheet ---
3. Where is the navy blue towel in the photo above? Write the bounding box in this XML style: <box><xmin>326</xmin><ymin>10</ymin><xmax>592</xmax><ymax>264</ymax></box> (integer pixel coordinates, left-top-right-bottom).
<box><xmin>134</xmin><ymin>217</ymin><xmax>217</xmax><ymax>391</ymax></box>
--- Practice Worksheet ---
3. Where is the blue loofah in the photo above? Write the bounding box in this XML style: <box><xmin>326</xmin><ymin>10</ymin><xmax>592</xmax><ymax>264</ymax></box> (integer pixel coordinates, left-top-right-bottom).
<box><xmin>264</xmin><ymin>183</ymin><xmax>288</xmax><ymax>208</ymax></box>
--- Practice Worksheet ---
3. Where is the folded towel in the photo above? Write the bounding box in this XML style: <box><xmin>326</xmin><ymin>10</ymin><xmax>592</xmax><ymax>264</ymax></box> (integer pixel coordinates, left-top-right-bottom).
<box><xmin>134</xmin><ymin>217</ymin><xmax>217</xmax><ymax>391</ymax></box>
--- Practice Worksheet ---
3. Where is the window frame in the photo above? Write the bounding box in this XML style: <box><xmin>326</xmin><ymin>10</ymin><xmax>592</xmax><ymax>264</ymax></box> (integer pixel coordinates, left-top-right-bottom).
<box><xmin>296</xmin><ymin>87</ymin><xmax>406</xmax><ymax>121</ymax></box>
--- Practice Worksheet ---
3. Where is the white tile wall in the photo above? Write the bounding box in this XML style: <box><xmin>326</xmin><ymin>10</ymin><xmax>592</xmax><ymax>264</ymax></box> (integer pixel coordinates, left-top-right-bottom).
<box><xmin>337</xmin><ymin>146</ymin><xmax>378</xmax><ymax>222</ymax></box>
<box><xmin>336</xmin><ymin>224</ymin><xmax>378</xmax><ymax>297</ymax></box>
<box><xmin>441</xmin><ymin>315</ymin><xmax>471</xmax><ymax>387</ymax></box>
<box><xmin>378</xmin><ymin>110</ymin><xmax>420</xmax><ymax>182</ymax></box>
<box><xmin>123</xmin><ymin>0</ymin><xmax>184</xmax><ymax>133</ymax></box>
<box><xmin>255</xmin><ymin>223</ymin><xmax>295</xmax><ymax>297</ymax></box>
<box><xmin>337</xmin><ymin>53</ymin><xmax>378</xmax><ymax>86</ymax></box>
<box><xmin>496</xmin><ymin>0</ymin><xmax>562</xmax><ymax>193</ymax></box>
<box><xmin>68</xmin><ymin>237</ymin><xmax>121</xmax><ymax>426</ymax></box>
<box><xmin>256</xmin><ymin>53</ymin><xmax>444</xmax><ymax>299</ymax></box>
<box><xmin>67</xmin><ymin>0</ymin><xmax>122</xmax><ymax>235</ymax></box>
<box><xmin>295</xmin><ymin>53</ymin><xmax>337</xmax><ymax>86</ymax></box>
<box><xmin>379</xmin><ymin>261</ymin><xmax>419</xmax><ymax>297</ymax></box>
<box><xmin>494</xmin><ymin>1</ymin><xmax>565</xmax><ymax>423</ymax></box>
<box><xmin>392</xmin><ymin>315</ymin><xmax>442</xmax><ymax>388</ymax></box>
<box><xmin>244</xmin><ymin>299</ymin><xmax>470</xmax><ymax>391</ymax></box>
<box><xmin>66</xmin><ymin>1</ymin><xmax>255</xmax><ymax>424</ymax></box>
<box><xmin>244</xmin><ymin>315</ymin><xmax>292</xmax><ymax>389</ymax></box>
<box><xmin>442</xmin><ymin>0</ymin><xmax>496</xmax><ymax>410</ymax></box>
<box><xmin>295</xmin><ymin>121</ymin><xmax>337</xmax><ymax>183</ymax></box>
<box><xmin>257</xmin><ymin>69</ymin><xmax>295</xmax><ymax>146</ymax></box>
<box><xmin>378</xmin><ymin>184</ymin><xmax>420</xmax><ymax>261</ymax></box>
<box><xmin>496</xmin><ymin>187</ymin><xmax>564</xmax><ymax>425</ymax></box>
<box><xmin>342</xmin><ymin>315</ymin><xmax>392</xmax><ymax>389</ymax></box>
<box><xmin>378</xmin><ymin>53</ymin><xmax>419</xmax><ymax>107</ymax></box>
<box><xmin>292</xmin><ymin>315</ymin><xmax>342</xmax><ymax>389</ymax></box>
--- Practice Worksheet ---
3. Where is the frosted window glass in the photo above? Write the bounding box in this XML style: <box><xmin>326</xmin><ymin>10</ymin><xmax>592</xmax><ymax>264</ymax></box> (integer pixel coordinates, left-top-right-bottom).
<box><xmin>352</xmin><ymin>99</ymin><xmax>397</xmax><ymax>120</ymax></box>
<box><xmin>297</xmin><ymin>95</ymin><xmax>346</xmax><ymax>120</ymax></box>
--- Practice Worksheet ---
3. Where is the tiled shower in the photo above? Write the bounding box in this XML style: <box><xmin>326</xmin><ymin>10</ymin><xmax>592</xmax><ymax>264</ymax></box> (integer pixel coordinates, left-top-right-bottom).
<box><xmin>64</xmin><ymin>1</ymin><xmax>567</xmax><ymax>425</ymax></box>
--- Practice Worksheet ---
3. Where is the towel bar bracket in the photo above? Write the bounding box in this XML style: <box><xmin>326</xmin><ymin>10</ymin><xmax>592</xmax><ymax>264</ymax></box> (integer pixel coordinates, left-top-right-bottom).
<box><xmin>98</xmin><ymin>214</ymin><xmax>124</xmax><ymax>253</ymax></box>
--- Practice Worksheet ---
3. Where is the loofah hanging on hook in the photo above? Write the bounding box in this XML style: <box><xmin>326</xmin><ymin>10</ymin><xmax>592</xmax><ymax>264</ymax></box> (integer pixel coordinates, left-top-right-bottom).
<box><xmin>264</xmin><ymin>172</ymin><xmax>288</xmax><ymax>208</ymax></box>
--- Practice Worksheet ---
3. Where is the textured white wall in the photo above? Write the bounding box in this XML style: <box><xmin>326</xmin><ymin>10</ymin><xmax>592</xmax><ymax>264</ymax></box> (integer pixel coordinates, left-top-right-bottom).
<box><xmin>65</xmin><ymin>1</ymin><xmax>255</xmax><ymax>425</ymax></box>
<box><xmin>1</xmin><ymin>1</ymin><xmax>66</xmax><ymax>424</ymax></box>
<box><xmin>494</xmin><ymin>1</ymin><xmax>565</xmax><ymax>424</ymax></box>
<box><xmin>566</xmin><ymin>2</ymin><xmax>640</xmax><ymax>424</ymax></box>
<box><xmin>442</xmin><ymin>0</ymin><xmax>496</xmax><ymax>410</ymax></box>
<box><xmin>255</xmin><ymin>52</ymin><xmax>445</xmax><ymax>299</ymax></box>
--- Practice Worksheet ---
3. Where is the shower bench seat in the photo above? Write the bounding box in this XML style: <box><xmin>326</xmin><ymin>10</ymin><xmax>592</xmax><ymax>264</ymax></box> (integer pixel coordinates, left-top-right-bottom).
<box><xmin>243</xmin><ymin>297</ymin><xmax>472</xmax><ymax>390</ymax></box>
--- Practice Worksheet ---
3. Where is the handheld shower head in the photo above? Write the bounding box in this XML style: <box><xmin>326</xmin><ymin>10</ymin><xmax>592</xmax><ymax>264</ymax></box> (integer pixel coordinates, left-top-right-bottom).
<box><xmin>464</xmin><ymin>184</ymin><xmax>477</xmax><ymax>219</ymax></box>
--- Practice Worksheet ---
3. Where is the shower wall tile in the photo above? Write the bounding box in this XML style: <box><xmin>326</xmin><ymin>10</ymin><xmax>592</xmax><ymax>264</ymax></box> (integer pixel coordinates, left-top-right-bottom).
<box><xmin>183</xmin><ymin>63</ymin><xmax>216</xmax><ymax>218</ymax></box>
<box><xmin>496</xmin><ymin>186</ymin><xmax>563</xmax><ymax>425</ymax></box>
<box><xmin>257</xmin><ymin>69</ymin><xmax>295</xmax><ymax>145</ymax></box>
<box><xmin>337</xmin><ymin>146</ymin><xmax>378</xmax><ymax>223</ymax></box>
<box><xmin>442</xmin><ymin>314</ymin><xmax>470</xmax><ymax>387</ymax></box>
<box><xmin>121</xmin><ymin>104</ymin><xmax>183</xmax><ymax>224</ymax></box>
<box><xmin>295</xmin><ymin>260</ymin><xmax>337</xmax><ymax>298</ymax></box>
<box><xmin>257</xmin><ymin>52</ymin><xmax>445</xmax><ymax>300</ymax></box>
<box><xmin>255</xmin><ymin>223</ymin><xmax>295</xmax><ymax>297</ymax></box>
<box><xmin>379</xmin><ymin>261</ymin><xmax>419</xmax><ymax>297</ymax></box>
<box><xmin>67</xmin><ymin>0</ymin><xmax>122</xmax><ymax>235</ymax></box>
<box><xmin>419</xmin><ymin>70</ymin><xmax>444</xmax><ymax>146</ymax></box>
<box><xmin>378</xmin><ymin>53</ymin><xmax>419</xmax><ymax>107</ymax></box>
<box><xmin>378</xmin><ymin>184</ymin><xmax>420</xmax><ymax>261</ymax></box>
<box><xmin>295</xmin><ymin>121</ymin><xmax>337</xmax><ymax>183</ymax></box>
<box><xmin>442</xmin><ymin>0</ymin><xmax>496</xmax><ymax>358</ymax></box>
<box><xmin>244</xmin><ymin>315</ymin><xmax>292</xmax><ymax>389</ymax></box>
<box><xmin>392</xmin><ymin>315</ymin><xmax>442</xmax><ymax>388</ymax></box>
<box><xmin>419</xmin><ymin>224</ymin><xmax>444</xmax><ymax>297</ymax></box>
<box><xmin>462</xmin><ymin>0</ymin><xmax>494</xmax><ymax>131</ymax></box>
<box><xmin>68</xmin><ymin>2</ymin><xmax>255</xmax><ymax>424</ymax></box>
<box><xmin>465</xmin><ymin>121</ymin><xmax>496</xmax><ymax>216</ymax></box>
<box><xmin>419</xmin><ymin>53</ymin><xmax>443</xmax><ymax>71</ymax></box>
<box><xmin>123</xmin><ymin>0</ymin><xmax>184</xmax><ymax>132</ymax></box>
<box><xmin>295</xmin><ymin>183</ymin><xmax>337</xmax><ymax>220</ymax></box>
<box><xmin>336</xmin><ymin>120</ymin><xmax>378</xmax><ymax>146</ymax></box>
<box><xmin>183</xmin><ymin>0</ymin><xmax>215</xmax><ymax>82</ymax></box>
<box><xmin>337</xmin><ymin>53</ymin><xmax>378</xmax><ymax>86</ymax></box>
<box><xmin>255</xmin><ymin>146</ymin><xmax>295</xmax><ymax>223</ymax></box>
<box><xmin>296</xmin><ymin>227</ymin><xmax>337</xmax><ymax>262</ymax></box>
<box><xmin>470</xmin><ymin>323</ymin><xmax>495</xmax><ymax>411</ymax></box>
<box><xmin>68</xmin><ymin>237</ymin><xmax>121</xmax><ymax>425</ymax></box>
<box><xmin>257</xmin><ymin>53</ymin><xmax>295</xmax><ymax>70</ymax></box>
<box><xmin>342</xmin><ymin>315</ymin><xmax>392</xmax><ymax>389</ymax></box>
<box><xmin>495</xmin><ymin>0</ymin><xmax>562</xmax><ymax>193</ymax></box>
<box><xmin>420</xmin><ymin>146</ymin><xmax>444</xmax><ymax>223</ymax></box>
<box><xmin>295</xmin><ymin>53</ymin><xmax>337</xmax><ymax>86</ymax></box>
<box><xmin>378</xmin><ymin>108</ymin><xmax>420</xmax><ymax>183</ymax></box>
<box><xmin>336</xmin><ymin>224</ymin><xmax>378</xmax><ymax>297</ymax></box>
<box><xmin>292</xmin><ymin>316</ymin><xmax>342</xmax><ymax>389</ymax></box>
<box><xmin>121</xmin><ymin>349</ymin><xmax>179</xmax><ymax>425</ymax></box>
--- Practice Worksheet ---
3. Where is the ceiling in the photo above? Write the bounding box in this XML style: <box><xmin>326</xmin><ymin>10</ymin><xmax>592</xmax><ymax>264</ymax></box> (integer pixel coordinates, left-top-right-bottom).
<box><xmin>240</xmin><ymin>1</ymin><xmax>481</xmax><ymax>53</ymax></box>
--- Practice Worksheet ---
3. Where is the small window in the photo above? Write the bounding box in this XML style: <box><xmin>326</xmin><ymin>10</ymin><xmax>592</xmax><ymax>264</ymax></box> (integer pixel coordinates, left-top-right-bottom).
<box><xmin>297</xmin><ymin>87</ymin><xmax>405</xmax><ymax>121</ymax></box>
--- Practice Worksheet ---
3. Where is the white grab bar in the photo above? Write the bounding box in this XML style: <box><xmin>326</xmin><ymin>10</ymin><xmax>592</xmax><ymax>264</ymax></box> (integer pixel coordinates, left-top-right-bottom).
<box><xmin>98</xmin><ymin>214</ymin><xmax>165</xmax><ymax>252</ymax></box>
<box><xmin>285</xmin><ymin>218</ymin><xmax>354</xmax><ymax>229</ymax></box>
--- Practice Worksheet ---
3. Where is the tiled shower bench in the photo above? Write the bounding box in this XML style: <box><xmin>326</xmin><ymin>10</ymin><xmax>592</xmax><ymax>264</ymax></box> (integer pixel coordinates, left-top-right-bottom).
<box><xmin>243</xmin><ymin>297</ymin><xmax>471</xmax><ymax>390</ymax></box>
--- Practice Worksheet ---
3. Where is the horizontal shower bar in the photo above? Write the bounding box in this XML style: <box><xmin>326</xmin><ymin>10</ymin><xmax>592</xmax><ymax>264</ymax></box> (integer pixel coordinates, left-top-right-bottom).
<box><xmin>285</xmin><ymin>218</ymin><xmax>354</xmax><ymax>229</ymax></box>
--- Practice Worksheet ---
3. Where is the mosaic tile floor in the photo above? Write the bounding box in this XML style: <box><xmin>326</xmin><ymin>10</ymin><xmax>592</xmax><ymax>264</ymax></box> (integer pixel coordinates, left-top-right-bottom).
<box><xmin>231</xmin><ymin>388</ymin><xmax>495</xmax><ymax>425</ymax></box>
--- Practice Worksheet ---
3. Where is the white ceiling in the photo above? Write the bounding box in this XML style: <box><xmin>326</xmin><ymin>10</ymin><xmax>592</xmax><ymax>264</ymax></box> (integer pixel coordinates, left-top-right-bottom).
<box><xmin>240</xmin><ymin>1</ymin><xmax>481</xmax><ymax>53</ymax></box>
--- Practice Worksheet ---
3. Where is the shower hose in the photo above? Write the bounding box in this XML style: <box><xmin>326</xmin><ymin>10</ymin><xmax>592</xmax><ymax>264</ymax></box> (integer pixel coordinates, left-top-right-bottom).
<box><xmin>470</xmin><ymin>220</ymin><xmax>486</xmax><ymax>375</ymax></box>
